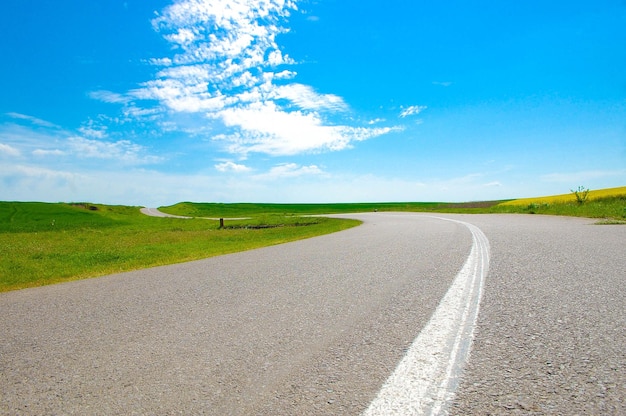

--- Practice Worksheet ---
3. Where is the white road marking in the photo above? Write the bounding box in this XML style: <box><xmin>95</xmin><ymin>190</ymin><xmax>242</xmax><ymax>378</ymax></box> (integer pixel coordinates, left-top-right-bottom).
<box><xmin>363</xmin><ymin>216</ymin><xmax>490</xmax><ymax>415</ymax></box>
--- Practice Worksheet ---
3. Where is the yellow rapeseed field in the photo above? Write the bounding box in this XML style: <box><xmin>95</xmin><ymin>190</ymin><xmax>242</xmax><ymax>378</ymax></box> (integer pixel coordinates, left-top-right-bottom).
<box><xmin>500</xmin><ymin>186</ymin><xmax>626</xmax><ymax>206</ymax></box>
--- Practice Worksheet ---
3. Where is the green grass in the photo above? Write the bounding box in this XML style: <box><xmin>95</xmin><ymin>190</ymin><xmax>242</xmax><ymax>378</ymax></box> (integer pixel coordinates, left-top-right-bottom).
<box><xmin>490</xmin><ymin>186</ymin><xmax>626</xmax><ymax>220</ymax></box>
<box><xmin>0</xmin><ymin>202</ymin><xmax>359</xmax><ymax>292</ymax></box>
<box><xmin>161</xmin><ymin>197</ymin><xmax>626</xmax><ymax>221</ymax></box>
<box><xmin>2</xmin><ymin>186</ymin><xmax>624</xmax><ymax>292</ymax></box>
<box><xmin>498</xmin><ymin>186</ymin><xmax>626</xmax><ymax>206</ymax></box>
<box><xmin>490</xmin><ymin>195</ymin><xmax>626</xmax><ymax>220</ymax></box>
<box><xmin>159</xmin><ymin>200</ymin><xmax>504</xmax><ymax>217</ymax></box>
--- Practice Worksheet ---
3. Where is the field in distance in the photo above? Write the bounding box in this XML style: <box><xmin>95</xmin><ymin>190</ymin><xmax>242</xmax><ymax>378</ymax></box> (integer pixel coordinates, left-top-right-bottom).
<box><xmin>1</xmin><ymin>186</ymin><xmax>624</xmax><ymax>292</ymax></box>
<box><xmin>158</xmin><ymin>200</ymin><xmax>503</xmax><ymax>217</ymax></box>
<box><xmin>499</xmin><ymin>186</ymin><xmax>626</xmax><ymax>206</ymax></box>
<box><xmin>491</xmin><ymin>186</ymin><xmax>626</xmax><ymax>219</ymax></box>
<box><xmin>0</xmin><ymin>202</ymin><xmax>359</xmax><ymax>292</ymax></box>
<box><xmin>160</xmin><ymin>185</ymin><xmax>626</xmax><ymax>220</ymax></box>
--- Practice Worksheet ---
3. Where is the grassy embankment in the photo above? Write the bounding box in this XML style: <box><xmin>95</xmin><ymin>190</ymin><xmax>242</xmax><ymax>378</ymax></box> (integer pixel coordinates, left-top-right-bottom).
<box><xmin>2</xmin><ymin>186</ymin><xmax>624</xmax><ymax>292</ymax></box>
<box><xmin>489</xmin><ymin>186</ymin><xmax>626</xmax><ymax>221</ymax></box>
<box><xmin>161</xmin><ymin>186</ymin><xmax>626</xmax><ymax>220</ymax></box>
<box><xmin>0</xmin><ymin>202</ymin><xmax>359</xmax><ymax>292</ymax></box>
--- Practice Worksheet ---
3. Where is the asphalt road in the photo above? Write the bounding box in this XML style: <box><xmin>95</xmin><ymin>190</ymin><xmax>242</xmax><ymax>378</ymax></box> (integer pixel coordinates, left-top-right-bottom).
<box><xmin>139</xmin><ymin>207</ymin><xmax>250</xmax><ymax>220</ymax></box>
<box><xmin>139</xmin><ymin>207</ymin><xmax>191</xmax><ymax>218</ymax></box>
<box><xmin>447</xmin><ymin>214</ymin><xmax>625</xmax><ymax>415</ymax></box>
<box><xmin>1</xmin><ymin>213</ymin><xmax>624</xmax><ymax>415</ymax></box>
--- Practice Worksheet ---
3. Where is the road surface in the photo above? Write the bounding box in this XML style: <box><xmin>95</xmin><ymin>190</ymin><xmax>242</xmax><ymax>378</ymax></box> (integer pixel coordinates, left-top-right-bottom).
<box><xmin>1</xmin><ymin>213</ymin><xmax>624</xmax><ymax>414</ymax></box>
<box><xmin>140</xmin><ymin>207</ymin><xmax>250</xmax><ymax>220</ymax></box>
<box><xmin>139</xmin><ymin>207</ymin><xmax>192</xmax><ymax>218</ymax></box>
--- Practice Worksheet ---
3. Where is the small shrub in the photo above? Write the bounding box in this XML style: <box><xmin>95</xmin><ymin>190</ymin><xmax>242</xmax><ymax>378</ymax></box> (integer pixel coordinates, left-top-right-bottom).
<box><xmin>526</xmin><ymin>202</ymin><xmax>549</xmax><ymax>214</ymax></box>
<box><xmin>571</xmin><ymin>186</ymin><xmax>590</xmax><ymax>205</ymax></box>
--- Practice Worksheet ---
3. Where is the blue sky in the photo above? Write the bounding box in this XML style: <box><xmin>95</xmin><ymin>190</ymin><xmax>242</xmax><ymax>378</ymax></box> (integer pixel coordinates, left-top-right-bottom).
<box><xmin>1</xmin><ymin>0</ymin><xmax>625</xmax><ymax>205</ymax></box>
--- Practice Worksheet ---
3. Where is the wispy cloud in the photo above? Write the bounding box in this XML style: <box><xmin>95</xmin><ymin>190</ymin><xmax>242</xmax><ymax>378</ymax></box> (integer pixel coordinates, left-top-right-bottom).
<box><xmin>8</xmin><ymin>164</ymin><xmax>78</xmax><ymax>181</ymax></box>
<box><xmin>214</xmin><ymin>160</ymin><xmax>251</xmax><ymax>173</ymax></box>
<box><xmin>5</xmin><ymin>112</ymin><xmax>59</xmax><ymax>128</ymax></box>
<box><xmin>273</xmin><ymin>84</ymin><xmax>347</xmax><ymax>111</ymax></box>
<box><xmin>118</xmin><ymin>0</ymin><xmax>394</xmax><ymax>157</ymax></box>
<box><xmin>68</xmin><ymin>137</ymin><xmax>162</xmax><ymax>164</ymax></box>
<box><xmin>1</xmin><ymin>115</ymin><xmax>162</xmax><ymax>167</ymax></box>
<box><xmin>255</xmin><ymin>163</ymin><xmax>325</xmax><ymax>179</ymax></box>
<box><xmin>400</xmin><ymin>105</ymin><xmax>427</xmax><ymax>118</ymax></box>
<box><xmin>214</xmin><ymin>101</ymin><xmax>396</xmax><ymax>156</ymax></box>
<box><xmin>88</xmin><ymin>90</ymin><xmax>131</xmax><ymax>104</ymax></box>
<box><xmin>78</xmin><ymin>122</ymin><xmax>108</xmax><ymax>139</ymax></box>
<box><xmin>0</xmin><ymin>143</ymin><xmax>21</xmax><ymax>157</ymax></box>
<box><xmin>33</xmin><ymin>149</ymin><xmax>66</xmax><ymax>157</ymax></box>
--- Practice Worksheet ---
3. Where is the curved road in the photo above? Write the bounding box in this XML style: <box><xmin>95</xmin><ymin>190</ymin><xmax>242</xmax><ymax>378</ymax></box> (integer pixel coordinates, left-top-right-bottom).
<box><xmin>1</xmin><ymin>213</ymin><xmax>624</xmax><ymax>414</ymax></box>
<box><xmin>140</xmin><ymin>207</ymin><xmax>193</xmax><ymax>218</ymax></box>
<box><xmin>139</xmin><ymin>207</ymin><xmax>250</xmax><ymax>220</ymax></box>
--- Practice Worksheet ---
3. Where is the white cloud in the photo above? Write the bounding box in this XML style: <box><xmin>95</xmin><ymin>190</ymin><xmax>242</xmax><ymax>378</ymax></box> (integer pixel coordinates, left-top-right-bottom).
<box><xmin>267</xmin><ymin>49</ymin><xmax>286</xmax><ymax>66</ymax></box>
<box><xmin>149</xmin><ymin>57</ymin><xmax>173</xmax><ymax>66</ymax></box>
<box><xmin>214</xmin><ymin>101</ymin><xmax>395</xmax><ymax>156</ymax></box>
<box><xmin>9</xmin><ymin>164</ymin><xmax>78</xmax><ymax>181</ymax></box>
<box><xmin>0</xmin><ymin>143</ymin><xmax>21</xmax><ymax>157</ymax></box>
<box><xmin>89</xmin><ymin>90</ymin><xmax>131</xmax><ymax>104</ymax></box>
<box><xmin>400</xmin><ymin>105</ymin><xmax>427</xmax><ymax>118</ymax></box>
<box><xmin>215</xmin><ymin>161</ymin><xmax>251</xmax><ymax>172</ymax></box>
<box><xmin>1</xmin><ymin>118</ymin><xmax>163</xmax><ymax>167</ymax></box>
<box><xmin>78</xmin><ymin>126</ymin><xmax>108</xmax><ymax>139</ymax></box>
<box><xmin>273</xmin><ymin>83</ymin><xmax>347</xmax><ymax>111</ymax></box>
<box><xmin>122</xmin><ymin>105</ymin><xmax>161</xmax><ymax>120</ymax></box>
<box><xmin>5</xmin><ymin>112</ymin><xmax>59</xmax><ymax>128</ymax></box>
<box><xmin>166</xmin><ymin>27</ymin><xmax>197</xmax><ymax>45</ymax></box>
<box><xmin>117</xmin><ymin>0</ymin><xmax>395</xmax><ymax>158</ymax></box>
<box><xmin>274</xmin><ymin>70</ymin><xmax>296</xmax><ymax>79</ymax></box>
<box><xmin>132</xmin><ymin>77</ymin><xmax>231</xmax><ymax>113</ymax></box>
<box><xmin>68</xmin><ymin>137</ymin><xmax>161</xmax><ymax>164</ymax></box>
<box><xmin>255</xmin><ymin>163</ymin><xmax>325</xmax><ymax>179</ymax></box>
<box><xmin>33</xmin><ymin>149</ymin><xmax>66</xmax><ymax>157</ymax></box>
<box><xmin>151</xmin><ymin>0</ymin><xmax>295</xmax><ymax>72</ymax></box>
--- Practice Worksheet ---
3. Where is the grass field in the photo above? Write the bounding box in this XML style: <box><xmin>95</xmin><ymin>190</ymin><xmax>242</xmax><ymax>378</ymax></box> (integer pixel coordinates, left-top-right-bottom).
<box><xmin>0</xmin><ymin>202</ymin><xmax>359</xmax><ymax>292</ymax></box>
<box><xmin>160</xmin><ymin>186</ymin><xmax>626</xmax><ymax>220</ymax></box>
<box><xmin>498</xmin><ymin>186</ymin><xmax>626</xmax><ymax>206</ymax></box>
<box><xmin>159</xmin><ymin>200</ymin><xmax>504</xmax><ymax>217</ymax></box>
<box><xmin>2</xmin><ymin>186</ymin><xmax>624</xmax><ymax>292</ymax></box>
<box><xmin>491</xmin><ymin>186</ymin><xmax>626</xmax><ymax>220</ymax></box>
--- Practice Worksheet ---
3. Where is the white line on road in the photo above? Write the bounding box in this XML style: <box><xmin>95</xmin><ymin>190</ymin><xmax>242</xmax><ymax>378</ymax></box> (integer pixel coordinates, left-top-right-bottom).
<box><xmin>363</xmin><ymin>216</ymin><xmax>490</xmax><ymax>415</ymax></box>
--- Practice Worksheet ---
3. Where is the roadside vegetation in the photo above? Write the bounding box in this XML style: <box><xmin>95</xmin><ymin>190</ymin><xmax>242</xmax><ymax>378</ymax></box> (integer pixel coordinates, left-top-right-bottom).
<box><xmin>490</xmin><ymin>186</ymin><xmax>626</xmax><ymax>221</ymax></box>
<box><xmin>160</xmin><ymin>186</ymin><xmax>626</xmax><ymax>221</ymax></box>
<box><xmin>2</xmin><ymin>186</ymin><xmax>624</xmax><ymax>292</ymax></box>
<box><xmin>159</xmin><ymin>200</ymin><xmax>505</xmax><ymax>217</ymax></box>
<box><xmin>0</xmin><ymin>202</ymin><xmax>359</xmax><ymax>292</ymax></box>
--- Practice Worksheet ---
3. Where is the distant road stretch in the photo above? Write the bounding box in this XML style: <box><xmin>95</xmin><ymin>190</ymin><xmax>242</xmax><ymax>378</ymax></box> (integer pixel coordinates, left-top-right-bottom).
<box><xmin>140</xmin><ymin>207</ymin><xmax>192</xmax><ymax>218</ymax></box>
<box><xmin>1</xmin><ymin>213</ymin><xmax>624</xmax><ymax>415</ymax></box>
<box><xmin>140</xmin><ymin>207</ymin><xmax>250</xmax><ymax>220</ymax></box>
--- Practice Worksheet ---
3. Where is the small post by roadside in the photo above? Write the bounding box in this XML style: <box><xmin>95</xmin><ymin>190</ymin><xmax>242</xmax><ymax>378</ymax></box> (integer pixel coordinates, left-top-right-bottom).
<box><xmin>219</xmin><ymin>218</ymin><xmax>224</xmax><ymax>229</ymax></box>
